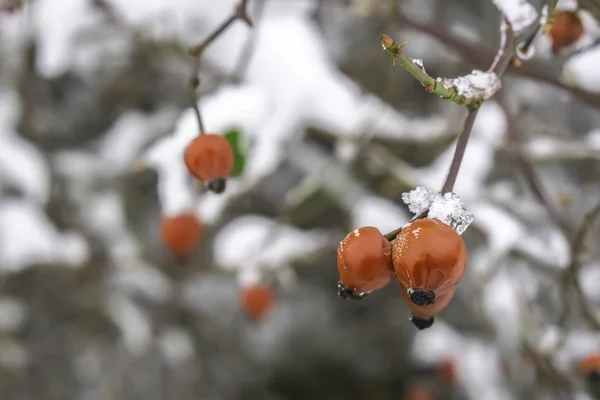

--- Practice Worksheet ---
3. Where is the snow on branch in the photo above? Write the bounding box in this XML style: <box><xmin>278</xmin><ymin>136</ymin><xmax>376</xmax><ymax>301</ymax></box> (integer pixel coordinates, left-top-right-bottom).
<box><xmin>492</xmin><ymin>0</ymin><xmax>538</xmax><ymax>34</ymax></box>
<box><xmin>380</xmin><ymin>35</ymin><xmax>501</xmax><ymax>107</ymax></box>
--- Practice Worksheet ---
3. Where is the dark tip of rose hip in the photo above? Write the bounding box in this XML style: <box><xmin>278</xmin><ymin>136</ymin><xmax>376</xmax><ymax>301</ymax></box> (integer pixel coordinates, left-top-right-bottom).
<box><xmin>408</xmin><ymin>287</ymin><xmax>436</xmax><ymax>306</ymax></box>
<box><xmin>337</xmin><ymin>281</ymin><xmax>368</xmax><ymax>300</ymax></box>
<box><xmin>410</xmin><ymin>314</ymin><xmax>435</xmax><ymax>330</ymax></box>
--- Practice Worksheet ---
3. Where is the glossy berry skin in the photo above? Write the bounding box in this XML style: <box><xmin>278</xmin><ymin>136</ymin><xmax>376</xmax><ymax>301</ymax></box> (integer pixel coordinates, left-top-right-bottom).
<box><xmin>240</xmin><ymin>284</ymin><xmax>275</xmax><ymax>321</ymax></box>
<box><xmin>160</xmin><ymin>213</ymin><xmax>202</xmax><ymax>257</ymax></box>
<box><xmin>337</xmin><ymin>227</ymin><xmax>395</xmax><ymax>295</ymax></box>
<box><xmin>580</xmin><ymin>354</ymin><xmax>600</xmax><ymax>380</ymax></box>
<box><xmin>549</xmin><ymin>11</ymin><xmax>583</xmax><ymax>53</ymax></box>
<box><xmin>183</xmin><ymin>134</ymin><xmax>234</xmax><ymax>193</ymax></box>
<box><xmin>392</xmin><ymin>218</ymin><xmax>467</xmax><ymax>324</ymax></box>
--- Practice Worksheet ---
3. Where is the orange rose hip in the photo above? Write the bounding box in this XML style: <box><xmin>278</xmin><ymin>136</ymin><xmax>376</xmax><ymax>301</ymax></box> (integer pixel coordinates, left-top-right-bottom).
<box><xmin>392</xmin><ymin>218</ymin><xmax>467</xmax><ymax>330</ymax></box>
<box><xmin>549</xmin><ymin>11</ymin><xmax>583</xmax><ymax>53</ymax></box>
<box><xmin>183</xmin><ymin>134</ymin><xmax>234</xmax><ymax>193</ymax></box>
<box><xmin>160</xmin><ymin>212</ymin><xmax>202</xmax><ymax>257</ymax></box>
<box><xmin>580</xmin><ymin>353</ymin><xmax>600</xmax><ymax>380</ymax></box>
<box><xmin>240</xmin><ymin>284</ymin><xmax>276</xmax><ymax>321</ymax></box>
<box><xmin>337</xmin><ymin>226</ymin><xmax>395</xmax><ymax>299</ymax></box>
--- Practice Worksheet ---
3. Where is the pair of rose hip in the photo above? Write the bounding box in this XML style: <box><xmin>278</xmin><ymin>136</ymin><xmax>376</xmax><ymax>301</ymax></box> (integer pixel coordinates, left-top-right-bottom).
<box><xmin>337</xmin><ymin>217</ymin><xmax>468</xmax><ymax>330</ymax></box>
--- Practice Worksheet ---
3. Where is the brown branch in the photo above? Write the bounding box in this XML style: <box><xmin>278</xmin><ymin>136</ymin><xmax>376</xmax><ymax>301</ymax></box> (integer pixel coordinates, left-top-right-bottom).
<box><xmin>231</xmin><ymin>0</ymin><xmax>268</xmax><ymax>81</ymax></box>
<box><xmin>382</xmin><ymin>17</ymin><xmax>514</xmax><ymax>242</ymax></box>
<box><xmin>395</xmin><ymin>9</ymin><xmax>600</xmax><ymax>112</ymax></box>
<box><xmin>562</xmin><ymin>201</ymin><xmax>600</xmax><ymax>329</ymax></box>
<box><xmin>440</xmin><ymin>19</ymin><xmax>514</xmax><ymax>194</ymax></box>
<box><xmin>440</xmin><ymin>108</ymin><xmax>480</xmax><ymax>194</ymax></box>
<box><xmin>187</xmin><ymin>0</ymin><xmax>253</xmax><ymax>133</ymax></box>
<box><xmin>518</xmin><ymin>0</ymin><xmax>559</xmax><ymax>56</ymax></box>
<box><xmin>497</xmin><ymin>90</ymin><xmax>572</xmax><ymax>234</ymax></box>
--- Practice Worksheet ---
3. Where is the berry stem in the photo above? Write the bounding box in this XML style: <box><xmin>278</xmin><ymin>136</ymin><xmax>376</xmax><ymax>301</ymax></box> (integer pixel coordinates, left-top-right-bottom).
<box><xmin>186</xmin><ymin>0</ymin><xmax>254</xmax><ymax>135</ymax></box>
<box><xmin>188</xmin><ymin>70</ymin><xmax>206</xmax><ymax>135</ymax></box>
<box><xmin>440</xmin><ymin>107</ymin><xmax>479</xmax><ymax>194</ymax></box>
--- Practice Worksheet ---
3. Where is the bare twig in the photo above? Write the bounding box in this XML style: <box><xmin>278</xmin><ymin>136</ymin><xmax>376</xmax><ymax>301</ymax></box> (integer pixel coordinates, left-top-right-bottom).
<box><xmin>380</xmin><ymin>35</ymin><xmax>486</xmax><ymax>108</ymax></box>
<box><xmin>561</xmin><ymin>201</ymin><xmax>600</xmax><ymax>329</ymax></box>
<box><xmin>187</xmin><ymin>0</ymin><xmax>253</xmax><ymax>133</ymax></box>
<box><xmin>518</xmin><ymin>0</ymin><xmax>559</xmax><ymax>57</ymax></box>
<box><xmin>440</xmin><ymin>18</ymin><xmax>514</xmax><ymax>194</ymax></box>
<box><xmin>395</xmin><ymin>9</ymin><xmax>600</xmax><ymax>111</ymax></box>
<box><xmin>440</xmin><ymin>108</ymin><xmax>480</xmax><ymax>194</ymax></box>
<box><xmin>231</xmin><ymin>0</ymin><xmax>268</xmax><ymax>81</ymax></box>
<box><xmin>496</xmin><ymin>90</ymin><xmax>572</xmax><ymax>235</ymax></box>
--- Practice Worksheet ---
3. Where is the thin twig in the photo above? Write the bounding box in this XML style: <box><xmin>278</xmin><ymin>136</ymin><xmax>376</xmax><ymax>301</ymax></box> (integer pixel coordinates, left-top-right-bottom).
<box><xmin>187</xmin><ymin>0</ymin><xmax>253</xmax><ymax>134</ymax></box>
<box><xmin>395</xmin><ymin>9</ymin><xmax>600</xmax><ymax>111</ymax></box>
<box><xmin>440</xmin><ymin>18</ymin><xmax>514</xmax><ymax>194</ymax></box>
<box><xmin>231</xmin><ymin>0</ymin><xmax>268</xmax><ymax>81</ymax></box>
<box><xmin>561</xmin><ymin>201</ymin><xmax>600</xmax><ymax>329</ymax></box>
<box><xmin>440</xmin><ymin>108</ymin><xmax>480</xmax><ymax>194</ymax></box>
<box><xmin>381</xmin><ymin>17</ymin><xmax>514</xmax><ymax>242</ymax></box>
<box><xmin>380</xmin><ymin>35</ymin><xmax>486</xmax><ymax>108</ymax></box>
<box><xmin>518</xmin><ymin>0</ymin><xmax>558</xmax><ymax>57</ymax></box>
<box><xmin>496</xmin><ymin>90</ymin><xmax>572</xmax><ymax>234</ymax></box>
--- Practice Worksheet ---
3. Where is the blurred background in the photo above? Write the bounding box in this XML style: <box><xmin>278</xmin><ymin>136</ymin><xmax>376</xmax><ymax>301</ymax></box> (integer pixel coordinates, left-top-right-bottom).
<box><xmin>0</xmin><ymin>0</ymin><xmax>599</xmax><ymax>399</ymax></box>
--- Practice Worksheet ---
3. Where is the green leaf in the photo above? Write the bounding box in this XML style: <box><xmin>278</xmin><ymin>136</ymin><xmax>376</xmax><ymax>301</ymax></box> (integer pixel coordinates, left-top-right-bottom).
<box><xmin>223</xmin><ymin>128</ymin><xmax>246</xmax><ymax>177</ymax></box>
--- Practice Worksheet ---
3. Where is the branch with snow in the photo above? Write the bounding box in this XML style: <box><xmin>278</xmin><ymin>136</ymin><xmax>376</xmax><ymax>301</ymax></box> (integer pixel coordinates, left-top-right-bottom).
<box><xmin>380</xmin><ymin>35</ymin><xmax>501</xmax><ymax>108</ymax></box>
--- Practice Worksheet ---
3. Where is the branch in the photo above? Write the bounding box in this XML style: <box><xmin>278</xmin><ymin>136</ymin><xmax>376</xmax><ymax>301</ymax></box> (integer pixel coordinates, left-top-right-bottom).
<box><xmin>187</xmin><ymin>0</ymin><xmax>253</xmax><ymax>133</ymax></box>
<box><xmin>380</xmin><ymin>17</ymin><xmax>514</xmax><ymax>244</ymax></box>
<box><xmin>440</xmin><ymin>18</ymin><xmax>514</xmax><ymax>194</ymax></box>
<box><xmin>496</xmin><ymin>90</ymin><xmax>572</xmax><ymax>235</ymax></box>
<box><xmin>395</xmin><ymin>9</ymin><xmax>600</xmax><ymax>111</ymax></box>
<box><xmin>562</xmin><ymin>201</ymin><xmax>600</xmax><ymax>329</ymax></box>
<box><xmin>231</xmin><ymin>0</ymin><xmax>268</xmax><ymax>81</ymax></box>
<box><xmin>380</xmin><ymin>35</ymin><xmax>485</xmax><ymax>108</ymax></box>
<box><xmin>518</xmin><ymin>0</ymin><xmax>558</xmax><ymax>57</ymax></box>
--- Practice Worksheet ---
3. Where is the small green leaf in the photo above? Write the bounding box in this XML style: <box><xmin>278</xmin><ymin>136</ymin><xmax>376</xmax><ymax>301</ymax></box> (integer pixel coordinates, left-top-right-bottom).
<box><xmin>224</xmin><ymin>128</ymin><xmax>246</xmax><ymax>177</ymax></box>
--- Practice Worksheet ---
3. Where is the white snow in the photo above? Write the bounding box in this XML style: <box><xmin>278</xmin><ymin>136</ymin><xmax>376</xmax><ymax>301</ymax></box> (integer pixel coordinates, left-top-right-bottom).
<box><xmin>213</xmin><ymin>215</ymin><xmax>331</xmax><ymax>272</ymax></box>
<box><xmin>438</xmin><ymin>70</ymin><xmax>502</xmax><ymax>100</ymax></box>
<box><xmin>402</xmin><ymin>186</ymin><xmax>436</xmax><ymax>215</ymax></box>
<box><xmin>492</xmin><ymin>0</ymin><xmax>538</xmax><ymax>34</ymax></box>
<box><xmin>104</xmin><ymin>293</ymin><xmax>152</xmax><ymax>357</ymax></box>
<box><xmin>0</xmin><ymin>91</ymin><xmax>50</xmax><ymax>204</ymax></box>
<box><xmin>158</xmin><ymin>326</ymin><xmax>195</xmax><ymax>367</ymax></box>
<box><xmin>110</xmin><ymin>262</ymin><xmax>173</xmax><ymax>303</ymax></box>
<box><xmin>516</xmin><ymin>41</ymin><xmax>535</xmax><ymax>60</ymax></box>
<box><xmin>427</xmin><ymin>192</ymin><xmax>474</xmax><ymax>235</ymax></box>
<box><xmin>0</xmin><ymin>200</ymin><xmax>90</xmax><ymax>272</ymax></box>
<box><xmin>482</xmin><ymin>270</ymin><xmax>521</xmax><ymax>352</ymax></box>
<box><xmin>563</xmin><ymin>46</ymin><xmax>600</xmax><ymax>92</ymax></box>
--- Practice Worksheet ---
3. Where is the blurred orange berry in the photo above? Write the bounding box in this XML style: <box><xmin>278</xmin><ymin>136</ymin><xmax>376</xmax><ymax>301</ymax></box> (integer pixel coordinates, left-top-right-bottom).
<box><xmin>549</xmin><ymin>11</ymin><xmax>583</xmax><ymax>53</ymax></box>
<box><xmin>437</xmin><ymin>358</ymin><xmax>458</xmax><ymax>387</ymax></box>
<box><xmin>404</xmin><ymin>385</ymin><xmax>434</xmax><ymax>400</ymax></box>
<box><xmin>183</xmin><ymin>134</ymin><xmax>234</xmax><ymax>194</ymax></box>
<box><xmin>580</xmin><ymin>353</ymin><xmax>600</xmax><ymax>379</ymax></box>
<box><xmin>240</xmin><ymin>284</ymin><xmax>276</xmax><ymax>321</ymax></box>
<box><xmin>160</xmin><ymin>212</ymin><xmax>202</xmax><ymax>257</ymax></box>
